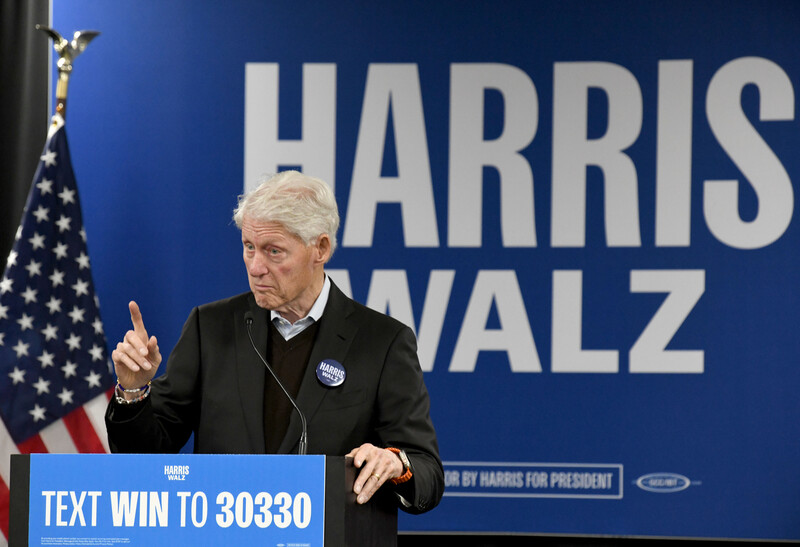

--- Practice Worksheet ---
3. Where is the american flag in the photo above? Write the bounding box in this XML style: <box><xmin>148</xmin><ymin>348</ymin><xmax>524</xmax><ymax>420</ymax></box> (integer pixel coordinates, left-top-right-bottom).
<box><xmin>0</xmin><ymin>115</ymin><xmax>115</xmax><ymax>544</ymax></box>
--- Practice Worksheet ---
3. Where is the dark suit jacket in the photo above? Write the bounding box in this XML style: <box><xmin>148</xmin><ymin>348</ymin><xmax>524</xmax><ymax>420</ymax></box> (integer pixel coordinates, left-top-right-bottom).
<box><xmin>106</xmin><ymin>282</ymin><xmax>444</xmax><ymax>514</ymax></box>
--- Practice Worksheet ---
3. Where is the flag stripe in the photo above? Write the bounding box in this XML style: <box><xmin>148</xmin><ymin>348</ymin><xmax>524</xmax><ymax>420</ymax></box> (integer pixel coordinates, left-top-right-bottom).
<box><xmin>40</xmin><ymin>418</ymin><xmax>78</xmax><ymax>453</ymax></box>
<box><xmin>63</xmin><ymin>406</ymin><xmax>105</xmax><ymax>453</ymax></box>
<box><xmin>16</xmin><ymin>434</ymin><xmax>46</xmax><ymax>455</ymax></box>
<box><xmin>0</xmin><ymin>416</ymin><xmax>15</xmax><ymax>547</ymax></box>
<box><xmin>0</xmin><ymin>474</ymin><xmax>8</xmax><ymax>543</ymax></box>
<box><xmin>0</xmin><ymin>419</ymin><xmax>18</xmax><ymax>486</ymax></box>
<box><xmin>84</xmin><ymin>390</ymin><xmax>112</xmax><ymax>453</ymax></box>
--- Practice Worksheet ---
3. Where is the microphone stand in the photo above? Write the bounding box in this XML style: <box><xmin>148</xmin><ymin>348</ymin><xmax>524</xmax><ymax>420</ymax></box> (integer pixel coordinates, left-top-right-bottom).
<box><xmin>245</xmin><ymin>315</ymin><xmax>308</xmax><ymax>455</ymax></box>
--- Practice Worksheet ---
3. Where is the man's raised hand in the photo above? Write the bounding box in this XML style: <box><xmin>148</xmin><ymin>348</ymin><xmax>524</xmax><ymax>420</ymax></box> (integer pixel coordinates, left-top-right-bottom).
<box><xmin>111</xmin><ymin>301</ymin><xmax>162</xmax><ymax>394</ymax></box>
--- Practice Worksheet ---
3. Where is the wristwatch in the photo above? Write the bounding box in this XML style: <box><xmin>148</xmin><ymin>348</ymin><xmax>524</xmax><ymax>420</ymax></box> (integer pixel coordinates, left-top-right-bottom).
<box><xmin>387</xmin><ymin>447</ymin><xmax>413</xmax><ymax>484</ymax></box>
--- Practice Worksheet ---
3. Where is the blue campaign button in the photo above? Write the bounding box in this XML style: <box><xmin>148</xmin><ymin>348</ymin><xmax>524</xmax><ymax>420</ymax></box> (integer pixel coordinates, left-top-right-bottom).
<box><xmin>316</xmin><ymin>359</ymin><xmax>346</xmax><ymax>387</ymax></box>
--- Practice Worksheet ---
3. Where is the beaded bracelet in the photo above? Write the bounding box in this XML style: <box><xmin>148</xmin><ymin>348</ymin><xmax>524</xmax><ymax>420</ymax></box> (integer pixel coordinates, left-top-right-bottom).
<box><xmin>116</xmin><ymin>381</ymin><xmax>150</xmax><ymax>393</ymax></box>
<box><xmin>114</xmin><ymin>382</ymin><xmax>151</xmax><ymax>404</ymax></box>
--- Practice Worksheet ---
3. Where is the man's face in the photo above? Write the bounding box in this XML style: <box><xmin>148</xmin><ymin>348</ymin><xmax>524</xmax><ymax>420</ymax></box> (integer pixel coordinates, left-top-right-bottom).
<box><xmin>241</xmin><ymin>216</ymin><xmax>327</xmax><ymax>321</ymax></box>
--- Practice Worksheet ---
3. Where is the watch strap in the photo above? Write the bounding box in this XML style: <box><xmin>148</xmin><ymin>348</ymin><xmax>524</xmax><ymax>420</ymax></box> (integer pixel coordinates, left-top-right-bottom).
<box><xmin>387</xmin><ymin>447</ymin><xmax>413</xmax><ymax>484</ymax></box>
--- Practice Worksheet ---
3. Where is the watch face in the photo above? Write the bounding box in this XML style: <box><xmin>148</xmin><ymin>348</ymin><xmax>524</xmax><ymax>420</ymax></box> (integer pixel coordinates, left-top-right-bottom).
<box><xmin>399</xmin><ymin>450</ymin><xmax>411</xmax><ymax>471</ymax></box>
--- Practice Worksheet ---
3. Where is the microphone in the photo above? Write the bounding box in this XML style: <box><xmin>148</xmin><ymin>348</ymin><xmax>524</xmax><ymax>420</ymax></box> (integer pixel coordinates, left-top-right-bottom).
<box><xmin>244</xmin><ymin>311</ymin><xmax>308</xmax><ymax>455</ymax></box>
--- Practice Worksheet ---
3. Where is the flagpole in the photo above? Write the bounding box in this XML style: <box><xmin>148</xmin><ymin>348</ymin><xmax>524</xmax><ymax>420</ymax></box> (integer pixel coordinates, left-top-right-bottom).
<box><xmin>35</xmin><ymin>25</ymin><xmax>100</xmax><ymax>120</ymax></box>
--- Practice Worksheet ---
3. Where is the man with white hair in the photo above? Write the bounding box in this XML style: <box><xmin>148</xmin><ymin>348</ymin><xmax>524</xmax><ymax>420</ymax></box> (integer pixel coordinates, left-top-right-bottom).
<box><xmin>106</xmin><ymin>170</ymin><xmax>444</xmax><ymax>514</ymax></box>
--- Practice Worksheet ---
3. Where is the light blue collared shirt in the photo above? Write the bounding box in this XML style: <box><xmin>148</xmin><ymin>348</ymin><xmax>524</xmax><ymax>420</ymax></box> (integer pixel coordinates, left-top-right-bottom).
<box><xmin>270</xmin><ymin>275</ymin><xmax>331</xmax><ymax>340</ymax></box>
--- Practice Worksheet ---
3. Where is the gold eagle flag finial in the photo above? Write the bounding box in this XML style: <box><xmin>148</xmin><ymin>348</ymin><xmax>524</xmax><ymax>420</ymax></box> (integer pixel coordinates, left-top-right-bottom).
<box><xmin>36</xmin><ymin>25</ymin><xmax>100</xmax><ymax>120</ymax></box>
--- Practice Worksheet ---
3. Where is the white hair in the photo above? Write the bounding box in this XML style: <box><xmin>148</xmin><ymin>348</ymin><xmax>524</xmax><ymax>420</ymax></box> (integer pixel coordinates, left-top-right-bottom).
<box><xmin>233</xmin><ymin>170</ymin><xmax>340</xmax><ymax>255</ymax></box>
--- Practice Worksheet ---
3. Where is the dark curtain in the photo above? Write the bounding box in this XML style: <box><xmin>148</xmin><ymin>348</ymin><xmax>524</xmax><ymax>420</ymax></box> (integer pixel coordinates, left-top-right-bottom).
<box><xmin>0</xmin><ymin>0</ymin><xmax>50</xmax><ymax>264</ymax></box>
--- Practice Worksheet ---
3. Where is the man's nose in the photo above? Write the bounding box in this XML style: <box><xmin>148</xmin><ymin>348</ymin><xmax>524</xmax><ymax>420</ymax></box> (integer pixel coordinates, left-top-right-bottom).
<box><xmin>248</xmin><ymin>253</ymin><xmax>270</xmax><ymax>275</ymax></box>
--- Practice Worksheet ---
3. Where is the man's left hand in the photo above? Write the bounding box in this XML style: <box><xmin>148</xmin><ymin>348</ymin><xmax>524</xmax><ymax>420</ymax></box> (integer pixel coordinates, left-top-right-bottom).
<box><xmin>347</xmin><ymin>443</ymin><xmax>404</xmax><ymax>504</ymax></box>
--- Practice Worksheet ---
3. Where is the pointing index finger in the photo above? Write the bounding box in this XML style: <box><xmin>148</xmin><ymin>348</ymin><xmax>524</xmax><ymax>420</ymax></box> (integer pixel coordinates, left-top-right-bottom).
<box><xmin>128</xmin><ymin>301</ymin><xmax>148</xmax><ymax>342</ymax></box>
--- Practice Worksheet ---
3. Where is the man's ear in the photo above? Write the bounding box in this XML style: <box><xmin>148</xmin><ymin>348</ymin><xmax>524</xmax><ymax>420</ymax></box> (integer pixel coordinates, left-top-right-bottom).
<box><xmin>315</xmin><ymin>233</ymin><xmax>332</xmax><ymax>264</ymax></box>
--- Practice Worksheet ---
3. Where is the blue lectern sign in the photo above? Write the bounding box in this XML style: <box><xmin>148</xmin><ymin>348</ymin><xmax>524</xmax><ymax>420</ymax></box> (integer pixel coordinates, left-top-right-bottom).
<box><xmin>26</xmin><ymin>454</ymin><xmax>325</xmax><ymax>546</ymax></box>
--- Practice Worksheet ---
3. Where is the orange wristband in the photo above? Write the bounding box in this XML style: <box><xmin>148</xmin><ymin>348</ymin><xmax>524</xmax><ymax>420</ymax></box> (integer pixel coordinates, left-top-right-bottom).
<box><xmin>387</xmin><ymin>447</ymin><xmax>413</xmax><ymax>484</ymax></box>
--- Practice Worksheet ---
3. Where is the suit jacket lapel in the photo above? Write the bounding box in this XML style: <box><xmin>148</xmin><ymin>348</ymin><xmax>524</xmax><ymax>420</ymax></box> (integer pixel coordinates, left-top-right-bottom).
<box><xmin>235</xmin><ymin>294</ymin><xmax>269</xmax><ymax>453</ymax></box>
<box><xmin>278</xmin><ymin>281</ymin><xmax>357</xmax><ymax>454</ymax></box>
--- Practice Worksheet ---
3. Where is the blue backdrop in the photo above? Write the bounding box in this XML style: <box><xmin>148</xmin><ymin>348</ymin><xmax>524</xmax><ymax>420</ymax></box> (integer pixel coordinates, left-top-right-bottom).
<box><xmin>53</xmin><ymin>0</ymin><xmax>800</xmax><ymax>540</ymax></box>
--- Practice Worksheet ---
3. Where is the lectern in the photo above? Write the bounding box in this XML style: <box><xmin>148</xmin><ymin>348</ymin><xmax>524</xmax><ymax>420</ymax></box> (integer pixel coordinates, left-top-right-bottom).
<box><xmin>10</xmin><ymin>453</ymin><xmax>397</xmax><ymax>546</ymax></box>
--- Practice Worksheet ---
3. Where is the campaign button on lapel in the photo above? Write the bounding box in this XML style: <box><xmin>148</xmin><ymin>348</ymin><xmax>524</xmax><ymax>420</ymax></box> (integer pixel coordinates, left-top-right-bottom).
<box><xmin>316</xmin><ymin>359</ymin><xmax>346</xmax><ymax>387</ymax></box>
